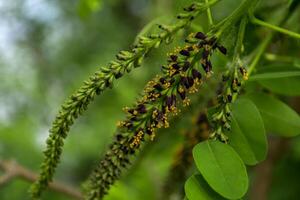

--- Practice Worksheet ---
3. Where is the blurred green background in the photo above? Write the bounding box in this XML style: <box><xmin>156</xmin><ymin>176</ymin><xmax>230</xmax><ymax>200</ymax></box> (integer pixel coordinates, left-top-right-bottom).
<box><xmin>0</xmin><ymin>0</ymin><xmax>300</xmax><ymax>199</ymax></box>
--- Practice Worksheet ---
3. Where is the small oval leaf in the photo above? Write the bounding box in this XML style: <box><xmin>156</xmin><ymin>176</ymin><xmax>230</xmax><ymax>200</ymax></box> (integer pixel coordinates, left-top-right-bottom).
<box><xmin>193</xmin><ymin>140</ymin><xmax>248</xmax><ymax>199</ymax></box>
<box><xmin>259</xmin><ymin>78</ymin><xmax>300</xmax><ymax>96</ymax></box>
<box><xmin>248</xmin><ymin>93</ymin><xmax>300</xmax><ymax>137</ymax></box>
<box><xmin>185</xmin><ymin>174</ymin><xmax>227</xmax><ymax>200</ymax></box>
<box><xmin>250</xmin><ymin>71</ymin><xmax>300</xmax><ymax>80</ymax></box>
<box><xmin>250</xmin><ymin>65</ymin><xmax>300</xmax><ymax>96</ymax></box>
<box><xmin>228</xmin><ymin>98</ymin><xmax>267</xmax><ymax>165</ymax></box>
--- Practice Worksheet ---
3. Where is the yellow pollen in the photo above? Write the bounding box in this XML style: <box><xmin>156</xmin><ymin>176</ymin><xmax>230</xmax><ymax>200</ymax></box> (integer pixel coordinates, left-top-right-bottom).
<box><xmin>169</xmin><ymin>68</ymin><xmax>177</xmax><ymax>76</ymax></box>
<box><xmin>165</xmin><ymin>107</ymin><xmax>170</xmax><ymax>113</ymax></box>
<box><xmin>164</xmin><ymin>82</ymin><xmax>171</xmax><ymax>88</ymax></box>
<box><xmin>206</xmin><ymin>71</ymin><xmax>212</xmax><ymax>78</ymax></box>
<box><xmin>150</xmin><ymin>133</ymin><xmax>156</xmax><ymax>141</ymax></box>
<box><xmin>164</xmin><ymin>121</ymin><xmax>170</xmax><ymax>128</ymax></box>
<box><xmin>130</xmin><ymin>130</ymin><xmax>144</xmax><ymax>148</ymax></box>
<box><xmin>116</xmin><ymin>121</ymin><xmax>124</xmax><ymax>127</ymax></box>
<box><xmin>188</xmin><ymin>86</ymin><xmax>198</xmax><ymax>94</ymax></box>
<box><xmin>170</xmin><ymin>105</ymin><xmax>180</xmax><ymax>116</ymax></box>
<box><xmin>178</xmin><ymin>86</ymin><xmax>185</xmax><ymax>93</ymax></box>
<box><xmin>152</xmin><ymin>110</ymin><xmax>158</xmax><ymax>118</ymax></box>
<box><xmin>243</xmin><ymin>72</ymin><xmax>249</xmax><ymax>80</ymax></box>
<box><xmin>200</xmin><ymin>58</ymin><xmax>206</xmax><ymax>65</ymax></box>
<box><xmin>183</xmin><ymin>98</ymin><xmax>191</xmax><ymax>107</ymax></box>
<box><xmin>170</xmin><ymin>105</ymin><xmax>177</xmax><ymax>112</ymax></box>
<box><xmin>179</xmin><ymin>71</ymin><xmax>186</xmax><ymax>76</ymax></box>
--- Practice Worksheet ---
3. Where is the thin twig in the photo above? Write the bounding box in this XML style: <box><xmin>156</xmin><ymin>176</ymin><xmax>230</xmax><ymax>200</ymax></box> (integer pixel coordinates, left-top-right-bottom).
<box><xmin>205</xmin><ymin>0</ymin><xmax>214</xmax><ymax>26</ymax></box>
<box><xmin>0</xmin><ymin>160</ymin><xmax>83</xmax><ymax>200</ymax></box>
<box><xmin>250</xmin><ymin>15</ymin><xmax>300</xmax><ymax>39</ymax></box>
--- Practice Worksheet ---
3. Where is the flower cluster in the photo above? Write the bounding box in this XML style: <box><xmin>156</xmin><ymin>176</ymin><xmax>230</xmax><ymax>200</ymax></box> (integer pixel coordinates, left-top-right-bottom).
<box><xmin>30</xmin><ymin>2</ymin><xmax>221</xmax><ymax>198</ymax></box>
<box><xmin>210</xmin><ymin>63</ymin><xmax>248</xmax><ymax>142</ymax></box>
<box><xmin>84</xmin><ymin>32</ymin><xmax>227</xmax><ymax>200</ymax></box>
<box><xmin>163</xmin><ymin>112</ymin><xmax>210</xmax><ymax>198</ymax></box>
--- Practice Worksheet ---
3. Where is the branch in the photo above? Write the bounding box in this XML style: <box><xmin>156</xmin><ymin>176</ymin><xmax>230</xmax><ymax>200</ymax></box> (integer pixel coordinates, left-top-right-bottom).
<box><xmin>205</xmin><ymin>0</ymin><xmax>214</xmax><ymax>26</ymax></box>
<box><xmin>0</xmin><ymin>160</ymin><xmax>83</xmax><ymax>200</ymax></box>
<box><xmin>250</xmin><ymin>15</ymin><xmax>300</xmax><ymax>39</ymax></box>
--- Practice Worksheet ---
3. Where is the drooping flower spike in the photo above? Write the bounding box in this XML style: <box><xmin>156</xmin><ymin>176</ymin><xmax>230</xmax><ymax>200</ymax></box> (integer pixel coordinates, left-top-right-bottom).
<box><xmin>30</xmin><ymin>1</ymin><xmax>221</xmax><ymax>198</ymax></box>
<box><xmin>84</xmin><ymin>32</ymin><xmax>227</xmax><ymax>199</ymax></box>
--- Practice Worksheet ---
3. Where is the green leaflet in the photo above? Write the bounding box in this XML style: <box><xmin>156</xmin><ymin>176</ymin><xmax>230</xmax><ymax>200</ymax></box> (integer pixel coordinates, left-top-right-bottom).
<box><xmin>250</xmin><ymin>71</ymin><xmax>300</xmax><ymax>80</ymax></box>
<box><xmin>185</xmin><ymin>174</ymin><xmax>227</xmax><ymax>200</ymax></box>
<box><xmin>193</xmin><ymin>140</ymin><xmax>248</xmax><ymax>199</ymax></box>
<box><xmin>250</xmin><ymin>65</ymin><xmax>300</xmax><ymax>96</ymax></box>
<box><xmin>248</xmin><ymin>93</ymin><xmax>300</xmax><ymax>137</ymax></box>
<box><xmin>259</xmin><ymin>78</ymin><xmax>300</xmax><ymax>96</ymax></box>
<box><xmin>228</xmin><ymin>98</ymin><xmax>267</xmax><ymax>165</ymax></box>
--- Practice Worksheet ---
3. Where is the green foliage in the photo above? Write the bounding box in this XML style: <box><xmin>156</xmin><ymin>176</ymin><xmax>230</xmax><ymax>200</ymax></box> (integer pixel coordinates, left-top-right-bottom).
<box><xmin>193</xmin><ymin>140</ymin><xmax>248</xmax><ymax>199</ymax></box>
<box><xmin>248</xmin><ymin>93</ymin><xmax>300</xmax><ymax>137</ymax></box>
<box><xmin>185</xmin><ymin>174</ymin><xmax>226</xmax><ymax>200</ymax></box>
<box><xmin>1</xmin><ymin>0</ymin><xmax>300</xmax><ymax>200</ymax></box>
<box><xmin>183</xmin><ymin>1</ymin><xmax>300</xmax><ymax>199</ymax></box>
<box><xmin>228</xmin><ymin>98</ymin><xmax>267</xmax><ymax>165</ymax></box>
<box><xmin>251</xmin><ymin>65</ymin><xmax>300</xmax><ymax>95</ymax></box>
